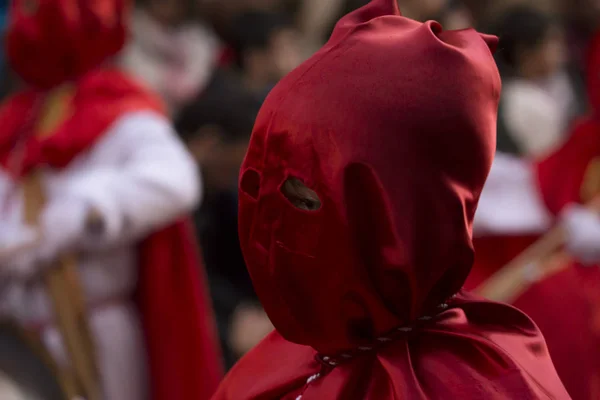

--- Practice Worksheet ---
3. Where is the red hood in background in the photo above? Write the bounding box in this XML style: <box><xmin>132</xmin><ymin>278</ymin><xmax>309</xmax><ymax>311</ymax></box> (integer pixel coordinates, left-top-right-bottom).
<box><xmin>6</xmin><ymin>0</ymin><xmax>129</xmax><ymax>89</ymax></box>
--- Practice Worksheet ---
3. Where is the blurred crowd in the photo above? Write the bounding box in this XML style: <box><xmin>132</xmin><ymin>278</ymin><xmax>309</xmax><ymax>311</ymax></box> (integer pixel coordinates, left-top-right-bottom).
<box><xmin>0</xmin><ymin>0</ymin><xmax>599</xmax><ymax>373</ymax></box>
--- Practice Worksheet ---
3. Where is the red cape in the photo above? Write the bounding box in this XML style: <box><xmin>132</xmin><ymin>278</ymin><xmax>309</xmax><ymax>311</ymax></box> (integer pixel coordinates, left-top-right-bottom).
<box><xmin>0</xmin><ymin>68</ymin><xmax>223</xmax><ymax>400</ymax></box>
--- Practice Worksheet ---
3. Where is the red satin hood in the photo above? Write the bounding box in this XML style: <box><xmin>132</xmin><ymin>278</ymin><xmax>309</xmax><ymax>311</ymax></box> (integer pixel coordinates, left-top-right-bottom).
<box><xmin>238</xmin><ymin>0</ymin><xmax>500</xmax><ymax>355</ymax></box>
<box><xmin>6</xmin><ymin>0</ymin><xmax>129</xmax><ymax>89</ymax></box>
<box><xmin>587</xmin><ymin>31</ymin><xmax>600</xmax><ymax>111</ymax></box>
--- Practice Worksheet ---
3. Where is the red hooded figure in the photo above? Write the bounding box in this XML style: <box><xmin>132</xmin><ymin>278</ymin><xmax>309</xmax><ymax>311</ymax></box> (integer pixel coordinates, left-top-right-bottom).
<box><xmin>0</xmin><ymin>0</ymin><xmax>222</xmax><ymax>399</ymax></box>
<box><xmin>537</xmin><ymin>31</ymin><xmax>600</xmax><ymax>215</ymax></box>
<box><xmin>212</xmin><ymin>1</ymin><xmax>569</xmax><ymax>399</ymax></box>
<box><xmin>521</xmin><ymin>31</ymin><xmax>600</xmax><ymax>400</ymax></box>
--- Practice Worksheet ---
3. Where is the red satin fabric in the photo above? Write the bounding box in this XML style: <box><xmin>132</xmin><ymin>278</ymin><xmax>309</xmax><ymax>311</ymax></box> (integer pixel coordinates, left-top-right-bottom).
<box><xmin>6</xmin><ymin>0</ymin><xmax>129</xmax><ymax>89</ymax></box>
<box><xmin>0</xmin><ymin>68</ymin><xmax>223</xmax><ymax>399</ymax></box>
<box><xmin>213</xmin><ymin>1</ymin><xmax>569</xmax><ymax>398</ymax></box>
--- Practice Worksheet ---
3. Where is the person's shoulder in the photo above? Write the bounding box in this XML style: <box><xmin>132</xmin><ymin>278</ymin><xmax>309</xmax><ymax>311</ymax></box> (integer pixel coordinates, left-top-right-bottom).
<box><xmin>214</xmin><ymin>331</ymin><xmax>316</xmax><ymax>400</ymax></box>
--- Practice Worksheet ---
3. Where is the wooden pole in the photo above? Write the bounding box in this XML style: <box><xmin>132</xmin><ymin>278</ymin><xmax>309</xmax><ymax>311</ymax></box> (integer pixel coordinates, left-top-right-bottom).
<box><xmin>476</xmin><ymin>197</ymin><xmax>600</xmax><ymax>303</ymax></box>
<box><xmin>22</xmin><ymin>172</ymin><xmax>101</xmax><ymax>400</ymax></box>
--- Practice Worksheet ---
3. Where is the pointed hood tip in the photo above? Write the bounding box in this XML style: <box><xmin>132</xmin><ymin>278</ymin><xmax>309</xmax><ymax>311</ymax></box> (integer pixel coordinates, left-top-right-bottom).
<box><xmin>373</xmin><ymin>0</ymin><xmax>402</xmax><ymax>16</ymax></box>
<box><xmin>330</xmin><ymin>0</ymin><xmax>402</xmax><ymax>39</ymax></box>
<box><xmin>360</xmin><ymin>0</ymin><xmax>401</xmax><ymax>18</ymax></box>
<box><xmin>479</xmin><ymin>33</ymin><xmax>499</xmax><ymax>54</ymax></box>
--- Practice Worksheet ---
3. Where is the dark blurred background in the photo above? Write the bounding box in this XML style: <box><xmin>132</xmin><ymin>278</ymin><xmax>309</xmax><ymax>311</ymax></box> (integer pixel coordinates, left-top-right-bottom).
<box><xmin>0</xmin><ymin>0</ymin><xmax>597</xmax><ymax>370</ymax></box>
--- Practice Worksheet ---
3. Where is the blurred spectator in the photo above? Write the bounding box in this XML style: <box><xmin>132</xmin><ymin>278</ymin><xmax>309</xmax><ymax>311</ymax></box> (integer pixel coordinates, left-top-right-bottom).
<box><xmin>196</xmin><ymin>0</ymin><xmax>287</xmax><ymax>46</ymax></box>
<box><xmin>435</xmin><ymin>0</ymin><xmax>474</xmax><ymax>29</ymax></box>
<box><xmin>120</xmin><ymin>0</ymin><xmax>220</xmax><ymax>115</ymax></box>
<box><xmin>196</xmin><ymin>0</ymin><xmax>247</xmax><ymax>43</ymax></box>
<box><xmin>177</xmin><ymin>72</ymin><xmax>256</xmax><ymax>192</ymax></box>
<box><xmin>0</xmin><ymin>0</ymin><xmax>6</xmax><ymax>68</ymax></box>
<box><xmin>492</xmin><ymin>6</ymin><xmax>583</xmax><ymax>157</ymax></box>
<box><xmin>231</xmin><ymin>10</ymin><xmax>303</xmax><ymax>98</ymax></box>
<box><xmin>399</xmin><ymin>0</ymin><xmax>448</xmax><ymax>21</ymax></box>
<box><xmin>559</xmin><ymin>0</ymin><xmax>600</xmax><ymax>77</ymax></box>
<box><xmin>176</xmin><ymin>73</ymin><xmax>270</xmax><ymax>368</ymax></box>
<box><xmin>0</xmin><ymin>0</ymin><xmax>15</xmax><ymax>101</ymax></box>
<box><xmin>296</xmin><ymin>0</ymin><xmax>347</xmax><ymax>53</ymax></box>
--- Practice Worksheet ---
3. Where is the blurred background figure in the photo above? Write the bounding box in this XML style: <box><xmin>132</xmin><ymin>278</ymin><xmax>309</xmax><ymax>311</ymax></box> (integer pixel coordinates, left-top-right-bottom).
<box><xmin>492</xmin><ymin>5</ymin><xmax>583</xmax><ymax>158</ymax></box>
<box><xmin>436</xmin><ymin>0</ymin><xmax>474</xmax><ymax>30</ymax></box>
<box><xmin>0</xmin><ymin>0</ymin><xmax>13</xmax><ymax>100</ymax></box>
<box><xmin>120</xmin><ymin>0</ymin><xmax>220</xmax><ymax>115</ymax></box>
<box><xmin>230</xmin><ymin>10</ymin><xmax>303</xmax><ymax>99</ymax></box>
<box><xmin>467</xmin><ymin>4</ymin><xmax>600</xmax><ymax>399</ymax></box>
<box><xmin>176</xmin><ymin>75</ymin><xmax>271</xmax><ymax>368</ymax></box>
<box><xmin>0</xmin><ymin>0</ymin><xmax>222</xmax><ymax>399</ymax></box>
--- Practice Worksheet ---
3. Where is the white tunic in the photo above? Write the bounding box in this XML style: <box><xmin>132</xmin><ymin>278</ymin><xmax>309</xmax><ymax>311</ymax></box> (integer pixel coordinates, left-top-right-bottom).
<box><xmin>502</xmin><ymin>72</ymin><xmax>575</xmax><ymax>158</ymax></box>
<box><xmin>0</xmin><ymin>111</ymin><xmax>201</xmax><ymax>400</ymax></box>
<box><xmin>473</xmin><ymin>152</ymin><xmax>552</xmax><ymax>236</ymax></box>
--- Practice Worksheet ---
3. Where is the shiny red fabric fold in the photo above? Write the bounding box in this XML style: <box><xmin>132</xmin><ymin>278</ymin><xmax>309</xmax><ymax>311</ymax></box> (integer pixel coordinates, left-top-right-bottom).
<box><xmin>213</xmin><ymin>0</ymin><xmax>569</xmax><ymax>398</ymax></box>
<box><xmin>138</xmin><ymin>220</ymin><xmax>224</xmax><ymax>400</ymax></box>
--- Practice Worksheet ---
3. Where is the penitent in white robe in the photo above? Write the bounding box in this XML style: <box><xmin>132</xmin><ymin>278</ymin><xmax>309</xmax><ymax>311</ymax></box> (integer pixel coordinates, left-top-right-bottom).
<box><xmin>0</xmin><ymin>111</ymin><xmax>201</xmax><ymax>400</ymax></box>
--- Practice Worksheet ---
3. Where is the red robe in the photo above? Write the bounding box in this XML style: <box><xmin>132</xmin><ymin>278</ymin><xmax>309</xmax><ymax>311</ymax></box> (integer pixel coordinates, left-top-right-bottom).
<box><xmin>0</xmin><ymin>68</ymin><xmax>223</xmax><ymax>400</ymax></box>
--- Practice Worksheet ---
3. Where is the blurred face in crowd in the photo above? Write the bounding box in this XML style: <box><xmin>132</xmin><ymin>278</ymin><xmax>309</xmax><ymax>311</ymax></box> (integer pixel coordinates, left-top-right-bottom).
<box><xmin>197</xmin><ymin>0</ymin><xmax>284</xmax><ymax>24</ymax></box>
<box><xmin>521</xmin><ymin>26</ymin><xmax>566</xmax><ymax>79</ymax></box>
<box><xmin>441</xmin><ymin>5</ymin><xmax>473</xmax><ymax>30</ymax></box>
<box><xmin>146</xmin><ymin>0</ymin><xmax>190</xmax><ymax>26</ymax></box>
<box><xmin>186</xmin><ymin>125</ymin><xmax>250</xmax><ymax>191</ymax></box>
<box><xmin>197</xmin><ymin>0</ymin><xmax>243</xmax><ymax>18</ymax></box>
<box><xmin>243</xmin><ymin>26</ymin><xmax>303</xmax><ymax>89</ymax></box>
<box><xmin>270</xmin><ymin>27</ymin><xmax>303</xmax><ymax>79</ymax></box>
<box><xmin>564</xmin><ymin>0</ymin><xmax>600</xmax><ymax>28</ymax></box>
<box><xmin>399</xmin><ymin>0</ymin><xmax>447</xmax><ymax>20</ymax></box>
